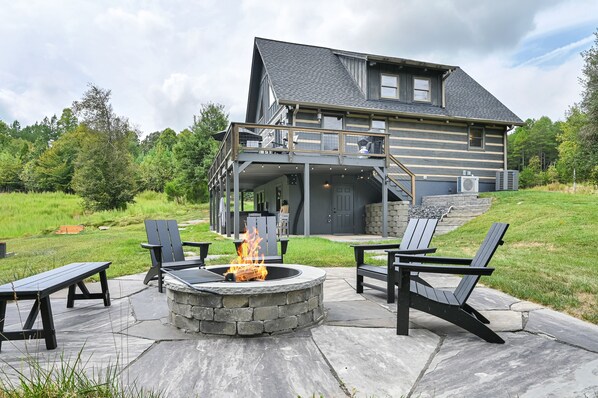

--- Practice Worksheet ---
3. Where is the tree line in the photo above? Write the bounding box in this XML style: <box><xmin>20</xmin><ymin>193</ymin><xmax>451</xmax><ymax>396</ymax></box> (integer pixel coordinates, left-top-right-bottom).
<box><xmin>0</xmin><ymin>84</ymin><xmax>228</xmax><ymax>210</ymax></box>
<box><xmin>507</xmin><ymin>31</ymin><xmax>598</xmax><ymax>188</ymax></box>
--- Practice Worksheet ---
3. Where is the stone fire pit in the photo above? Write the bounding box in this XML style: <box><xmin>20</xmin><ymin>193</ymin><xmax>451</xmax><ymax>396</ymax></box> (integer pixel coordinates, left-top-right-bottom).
<box><xmin>165</xmin><ymin>264</ymin><xmax>326</xmax><ymax>336</ymax></box>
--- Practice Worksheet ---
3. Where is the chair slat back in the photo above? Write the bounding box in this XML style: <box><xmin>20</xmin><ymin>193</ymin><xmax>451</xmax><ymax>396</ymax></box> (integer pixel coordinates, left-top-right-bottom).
<box><xmin>246</xmin><ymin>216</ymin><xmax>278</xmax><ymax>256</ymax></box>
<box><xmin>400</xmin><ymin>218</ymin><xmax>438</xmax><ymax>250</ymax></box>
<box><xmin>145</xmin><ymin>220</ymin><xmax>186</xmax><ymax>265</ymax></box>
<box><xmin>167</xmin><ymin>220</ymin><xmax>186</xmax><ymax>261</ymax></box>
<box><xmin>454</xmin><ymin>223</ymin><xmax>509</xmax><ymax>305</ymax></box>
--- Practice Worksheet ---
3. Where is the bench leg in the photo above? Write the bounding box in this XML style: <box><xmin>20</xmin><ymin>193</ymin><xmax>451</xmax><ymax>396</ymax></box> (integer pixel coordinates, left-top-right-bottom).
<box><xmin>67</xmin><ymin>273</ymin><xmax>111</xmax><ymax>307</ymax></box>
<box><xmin>67</xmin><ymin>284</ymin><xmax>76</xmax><ymax>308</ymax></box>
<box><xmin>24</xmin><ymin>298</ymin><xmax>41</xmax><ymax>329</ymax></box>
<box><xmin>0</xmin><ymin>300</ymin><xmax>6</xmax><ymax>352</ymax></box>
<box><xmin>39</xmin><ymin>297</ymin><xmax>57</xmax><ymax>350</ymax></box>
<box><xmin>99</xmin><ymin>270</ymin><xmax>111</xmax><ymax>306</ymax></box>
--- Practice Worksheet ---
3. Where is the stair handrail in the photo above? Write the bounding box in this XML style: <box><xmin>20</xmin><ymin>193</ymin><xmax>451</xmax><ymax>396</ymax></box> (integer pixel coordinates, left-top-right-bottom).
<box><xmin>387</xmin><ymin>154</ymin><xmax>416</xmax><ymax>204</ymax></box>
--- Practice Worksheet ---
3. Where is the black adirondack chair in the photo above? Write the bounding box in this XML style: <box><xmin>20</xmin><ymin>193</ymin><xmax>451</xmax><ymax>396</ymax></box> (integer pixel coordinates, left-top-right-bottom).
<box><xmin>394</xmin><ymin>222</ymin><xmax>509</xmax><ymax>343</ymax></box>
<box><xmin>353</xmin><ymin>218</ymin><xmax>438</xmax><ymax>303</ymax></box>
<box><xmin>142</xmin><ymin>220</ymin><xmax>211</xmax><ymax>293</ymax></box>
<box><xmin>234</xmin><ymin>216</ymin><xmax>288</xmax><ymax>263</ymax></box>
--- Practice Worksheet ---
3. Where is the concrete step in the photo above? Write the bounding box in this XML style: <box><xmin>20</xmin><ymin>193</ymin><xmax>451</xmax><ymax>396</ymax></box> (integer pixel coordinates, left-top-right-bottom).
<box><xmin>435</xmin><ymin>225</ymin><xmax>459</xmax><ymax>235</ymax></box>
<box><xmin>438</xmin><ymin>217</ymin><xmax>473</xmax><ymax>226</ymax></box>
<box><xmin>445</xmin><ymin>210</ymin><xmax>488</xmax><ymax>217</ymax></box>
<box><xmin>449</xmin><ymin>204</ymin><xmax>492</xmax><ymax>212</ymax></box>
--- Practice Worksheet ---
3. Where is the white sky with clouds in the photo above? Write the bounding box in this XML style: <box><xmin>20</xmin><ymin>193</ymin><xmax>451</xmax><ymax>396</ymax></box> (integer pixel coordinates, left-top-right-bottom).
<box><xmin>1</xmin><ymin>0</ymin><xmax>597</xmax><ymax>135</ymax></box>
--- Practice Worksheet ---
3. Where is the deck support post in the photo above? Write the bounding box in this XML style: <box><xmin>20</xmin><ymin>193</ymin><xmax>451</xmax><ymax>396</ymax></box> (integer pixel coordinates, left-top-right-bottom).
<box><xmin>225</xmin><ymin>168</ymin><xmax>231</xmax><ymax>237</ymax></box>
<box><xmin>374</xmin><ymin>166</ymin><xmax>388</xmax><ymax>238</ymax></box>
<box><xmin>304</xmin><ymin>162</ymin><xmax>310</xmax><ymax>237</ymax></box>
<box><xmin>233</xmin><ymin>161</ymin><xmax>240</xmax><ymax>240</ymax></box>
<box><xmin>382</xmin><ymin>168</ymin><xmax>388</xmax><ymax>238</ymax></box>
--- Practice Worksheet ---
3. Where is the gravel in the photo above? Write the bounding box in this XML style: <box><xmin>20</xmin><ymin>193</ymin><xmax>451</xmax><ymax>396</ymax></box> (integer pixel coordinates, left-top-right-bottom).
<box><xmin>408</xmin><ymin>205</ymin><xmax>451</xmax><ymax>219</ymax></box>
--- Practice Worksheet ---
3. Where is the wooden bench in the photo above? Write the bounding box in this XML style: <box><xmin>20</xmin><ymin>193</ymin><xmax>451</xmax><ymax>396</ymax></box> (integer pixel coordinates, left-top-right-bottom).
<box><xmin>0</xmin><ymin>262</ymin><xmax>111</xmax><ymax>351</ymax></box>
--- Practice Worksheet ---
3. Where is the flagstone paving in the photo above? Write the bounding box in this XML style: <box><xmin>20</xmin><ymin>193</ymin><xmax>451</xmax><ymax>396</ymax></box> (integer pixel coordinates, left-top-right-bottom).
<box><xmin>1</xmin><ymin>267</ymin><xmax>597</xmax><ymax>397</ymax></box>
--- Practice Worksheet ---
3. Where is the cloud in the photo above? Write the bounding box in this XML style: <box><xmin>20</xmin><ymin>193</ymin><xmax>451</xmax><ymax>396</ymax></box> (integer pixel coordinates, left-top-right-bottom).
<box><xmin>0</xmin><ymin>0</ymin><xmax>596</xmax><ymax>134</ymax></box>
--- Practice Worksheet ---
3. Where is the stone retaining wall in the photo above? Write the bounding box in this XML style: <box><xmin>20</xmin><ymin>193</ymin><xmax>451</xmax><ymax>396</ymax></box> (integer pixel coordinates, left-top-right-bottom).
<box><xmin>365</xmin><ymin>201</ymin><xmax>409</xmax><ymax>237</ymax></box>
<box><xmin>166</xmin><ymin>284</ymin><xmax>325</xmax><ymax>336</ymax></box>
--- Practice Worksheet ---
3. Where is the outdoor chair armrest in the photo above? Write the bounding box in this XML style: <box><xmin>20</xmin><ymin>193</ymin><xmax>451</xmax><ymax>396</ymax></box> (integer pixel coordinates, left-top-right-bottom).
<box><xmin>141</xmin><ymin>243</ymin><xmax>163</xmax><ymax>266</ymax></box>
<box><xmin>394</xmin><ymin>262</ymin><xmax>495</xmax><ymax>276</ymax></box>
<box><xmin>141</xmin><ymin>243</ymin><xmax>162</xmax><ymax>249</ymax></box>
<box><xmin>182</xmin><ymin>241</ymin><xmax>211</xmax><ymax>260</ymax></box>
<box><xmin>182</xmin><ymin>241</ymin><xmax>211</xmax><ymax>247</ymax></box>
<box><xmin>353</xmin><ymin>243</ymin><xmax>402</xmax><ymax>265</ymax></box>
<box><xmin>396</xmin><ymin>254</ymin><xmax>473</xmax><ymax>265</ymax></box>
<box><xmin>385</xmin><ymin>247</ymin><xmax>437</xmax><ymax>256</ymax></box>
<box><xmin>279</xmin><ymin>238</ymin><xmax>289</xmax><ymax>255</ymax></box>
<box><xmin>351</xmin><ymin>243</ymin><xmax>403</xmax><ymax>250</ymax></box>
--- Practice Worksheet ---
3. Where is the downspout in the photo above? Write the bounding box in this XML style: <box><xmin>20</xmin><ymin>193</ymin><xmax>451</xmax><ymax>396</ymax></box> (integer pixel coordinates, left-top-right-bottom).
<box><xmin>504</xmin><ymin>125</ymin><xmax>513</xmax><ymax>170</ymax></box>
<box><xmin>441</xmin><ymin>68</ymin><xmax>455</xmax><ymax>109</ymax></box>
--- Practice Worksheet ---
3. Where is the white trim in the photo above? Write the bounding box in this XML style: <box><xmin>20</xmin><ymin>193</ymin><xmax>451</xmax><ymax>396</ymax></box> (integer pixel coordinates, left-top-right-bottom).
<box><xmin>399</xmin><ymin>154</ymin><xmax>503</xmax><ymax>163</ymax></box>
<box><xmin>404</xmin><ymin>163</ymin><xmax>502</xmax><ymax>172</ymax></box>
<box><xmin>391</xmin><ymin>145</ymin><xmax>503</xmax><ymax>155</ymax></box>
<box><xmin>380</xmin><ymin>73</ymin><xmax>399</xmax><ymax>99</ymax></box>
<box><xmin>413</xmin><ymin>76</ymin><xmax>432</xmax><ymax>103</ymax></box>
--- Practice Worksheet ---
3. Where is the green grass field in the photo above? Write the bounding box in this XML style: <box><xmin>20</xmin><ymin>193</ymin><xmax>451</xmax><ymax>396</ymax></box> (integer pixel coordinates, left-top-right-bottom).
<box><xmin>0</xmin><ymin>190</ymin><xmax>596</xmax><ymax>323</ymax></box>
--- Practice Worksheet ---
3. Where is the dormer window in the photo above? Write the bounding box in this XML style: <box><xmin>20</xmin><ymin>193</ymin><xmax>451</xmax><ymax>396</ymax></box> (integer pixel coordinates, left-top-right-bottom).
<box><xmin>380</xmin><ymin>74</ymin><xmax>399</xmax><ymax>99</ymax></box>
<box><xmin>413</xmin><ymin>77</ymin><xmax>431</xmax><ymax>102</ymax></box>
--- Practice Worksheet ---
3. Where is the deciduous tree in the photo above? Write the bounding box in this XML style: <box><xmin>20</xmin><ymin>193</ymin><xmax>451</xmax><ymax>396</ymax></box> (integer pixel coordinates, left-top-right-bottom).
<box><xmin>72</xmin><ymin>84</ymin><xmax>138</xmax><ymax>210</ymax></box>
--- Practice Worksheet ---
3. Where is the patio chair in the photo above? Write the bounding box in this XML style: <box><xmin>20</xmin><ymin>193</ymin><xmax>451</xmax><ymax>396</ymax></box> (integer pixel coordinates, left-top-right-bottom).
<box><xmin>234</xmin><ymin>216</ymin><xmax>288</xmax><ymax>263</ymax></box>
<box><xmin>142</xmin><ymin>220</ymin><xmax>211</xmax><ymax>293</ymax></box>
<box><xmin>353</xmin><ymin>218</ymin><xmax>438</xmax><ymax>303</ymax></box>
<box><xmin>394</xmin><ymin>222</ymin><xmax>509</xmax><ymax>343</ymax></box>
<box><xmin>277</xmin><ymin>213</ymin><xmax>290</xmax><ymax>237</ymax></box>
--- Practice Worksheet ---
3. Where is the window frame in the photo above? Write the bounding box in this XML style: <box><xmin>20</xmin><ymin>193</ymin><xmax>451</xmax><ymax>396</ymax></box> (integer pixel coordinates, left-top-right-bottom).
<box><xmin>468</xmin><ymin>126</ymin><xmax>485</xmax><ymax>150</ymax></box>
<box><xmin>413</xmin><ymin>76</ymin><xmax>432</xmax><ymax>103</ymax></box>
<box><xmin>370</xmin><ymin>118</ymin><xmax>387</xmax><ymax>133</ymax></box>
<box><xmin>380</xmin><ymin>73</ymin><xmax>400</xmax><ymax>99</ymax></box>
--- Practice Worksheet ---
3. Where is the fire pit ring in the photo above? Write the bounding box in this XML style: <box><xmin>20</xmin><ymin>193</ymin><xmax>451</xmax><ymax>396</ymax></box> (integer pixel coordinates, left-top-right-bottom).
<box><xmin>165</xmin><ymin>264</ymin><xmax>326</xmax><ymax>336</ymax></box>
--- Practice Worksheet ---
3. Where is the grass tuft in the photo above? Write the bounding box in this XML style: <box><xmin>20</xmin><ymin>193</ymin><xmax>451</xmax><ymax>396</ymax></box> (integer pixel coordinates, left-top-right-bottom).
<box><xmin>0</xmin><ymin>349</ymin><xmax>161</xmax><ymax>398</ymax></box>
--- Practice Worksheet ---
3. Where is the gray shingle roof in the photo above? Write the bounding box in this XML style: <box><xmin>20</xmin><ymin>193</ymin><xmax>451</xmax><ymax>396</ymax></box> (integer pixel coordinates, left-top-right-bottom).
<box><xmin>255</xmin><ymin>38</ymin><xmax>522</xmax><ymax>125</ymax></box>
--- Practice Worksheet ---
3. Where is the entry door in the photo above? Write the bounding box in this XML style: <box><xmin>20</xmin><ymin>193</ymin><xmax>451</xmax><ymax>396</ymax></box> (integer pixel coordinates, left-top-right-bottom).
<box><xmin>332</xmin><ymin>185</ymin><xmax>354</xmax><ymax>234</ymax></box>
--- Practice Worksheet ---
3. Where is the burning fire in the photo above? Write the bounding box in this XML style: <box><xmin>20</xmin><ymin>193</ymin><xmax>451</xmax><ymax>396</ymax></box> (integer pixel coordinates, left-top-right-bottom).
<box><xmin>225</xmin><ymin>227</ymin><xmax>268</xmax><ymax>282</ymax></box>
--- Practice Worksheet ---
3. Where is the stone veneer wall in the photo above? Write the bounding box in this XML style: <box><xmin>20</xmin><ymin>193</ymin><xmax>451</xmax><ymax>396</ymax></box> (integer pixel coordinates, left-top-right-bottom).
<box><xmin>167</xmin><ymin>284</ymin><xmax>325</xmax><ymax>336</ymax></box>
<box><xmin>365</xmin><ymin>201</ymin><xmax>409</xmax><ymax>237</ymax></box>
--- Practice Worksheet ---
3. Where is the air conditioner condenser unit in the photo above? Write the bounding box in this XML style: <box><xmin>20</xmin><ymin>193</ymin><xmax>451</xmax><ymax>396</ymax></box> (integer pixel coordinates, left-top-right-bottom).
<box><xmin>457</xmin><ymin>176</ymin><xmax>479</xmax><ymax>193</ymax></box>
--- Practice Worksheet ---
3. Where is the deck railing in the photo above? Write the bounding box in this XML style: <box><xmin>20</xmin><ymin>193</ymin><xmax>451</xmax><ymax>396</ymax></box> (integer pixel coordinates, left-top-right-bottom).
<box><xmin>208</xmin><ymin>122</ymin><xmax>415</xmax><ymax>203</ymax></box>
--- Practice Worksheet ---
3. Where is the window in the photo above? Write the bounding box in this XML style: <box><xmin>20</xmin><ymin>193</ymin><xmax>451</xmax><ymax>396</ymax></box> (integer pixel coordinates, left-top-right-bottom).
<box><xmin>469</xmin><ymin>126</ymin><xmax>484</xmax><ymax>149</ymax></box>
<box><xmin>413</xmin><ymin>77</ymin><xmax>431</xmax><ymax>102</ymax></box>
<box><xmin>256</xmin><ymin>191</ymin><xmax>266</xmax><ymax>212</ymax></box>
<box><xmin>381</xmin><ymin>74</ymin><xmax>399</xmax><ymax>99</ymax></box>
<box><xmin>322</xmin><ymin>115</ymin><xmax>343</xmax><ymax>130</ymax></box>
<box><xmin>371</xmin><ymin>119</ymin><xmax>386</xmax><ymax>132</ymax></box>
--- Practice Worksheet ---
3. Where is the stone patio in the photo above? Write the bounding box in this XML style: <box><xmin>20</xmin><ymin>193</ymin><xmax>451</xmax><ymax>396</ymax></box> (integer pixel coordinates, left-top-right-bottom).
<box><xmin>1</xmin><ymin>267</ymin><xmax>597</xmax><ymax>397</ymax></box>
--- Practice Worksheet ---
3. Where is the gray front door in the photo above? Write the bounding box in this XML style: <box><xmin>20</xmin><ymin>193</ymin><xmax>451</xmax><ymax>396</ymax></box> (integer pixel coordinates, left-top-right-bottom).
<box><xmin>332</xmin><ymin>185</ymin><xmax>353</xmax><ymax>234</ymax></box>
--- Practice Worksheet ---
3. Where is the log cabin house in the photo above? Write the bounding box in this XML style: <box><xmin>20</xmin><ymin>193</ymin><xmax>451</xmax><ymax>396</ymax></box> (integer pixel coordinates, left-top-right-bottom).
<box><xmin>208</xmin><ymin>38</ymin><xmax>523</xmax><ymax>238</ymax></box>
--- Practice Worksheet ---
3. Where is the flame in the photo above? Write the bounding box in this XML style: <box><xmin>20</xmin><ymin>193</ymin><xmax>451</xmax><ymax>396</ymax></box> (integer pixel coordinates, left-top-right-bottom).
<box><xmin>225</xmin><ymin>227</ymin><xmax>268</xmax><ymax>281</ymax></box>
